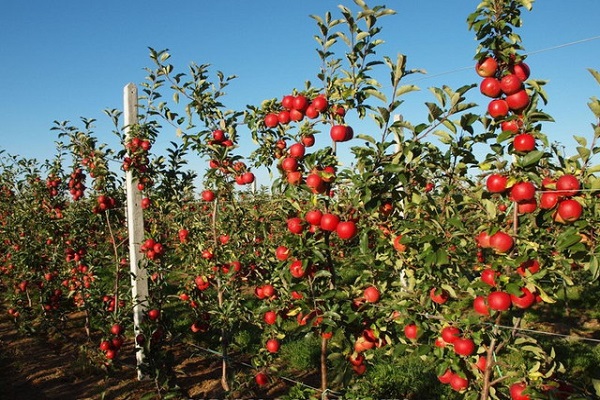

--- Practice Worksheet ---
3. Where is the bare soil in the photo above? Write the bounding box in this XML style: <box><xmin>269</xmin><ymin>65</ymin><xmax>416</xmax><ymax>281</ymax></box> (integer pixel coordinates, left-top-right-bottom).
<box><xmin>0</xmin><ymin>312</ymin><xmax>304</xmax><ymax>400</ymax></box>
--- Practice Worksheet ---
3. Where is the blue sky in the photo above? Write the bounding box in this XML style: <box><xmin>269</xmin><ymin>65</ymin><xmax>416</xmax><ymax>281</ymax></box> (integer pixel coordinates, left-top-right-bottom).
<box><xmin>1</xmin><ymin>1</ymin><xmax>599</xmax><ymax>184</ymax></box>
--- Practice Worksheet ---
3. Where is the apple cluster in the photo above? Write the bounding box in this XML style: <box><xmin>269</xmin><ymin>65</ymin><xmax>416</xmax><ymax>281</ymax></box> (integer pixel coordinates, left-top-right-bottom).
<box><xmin>46</xmin><ymin>174</ymin><xmax>61</xmax><ymax>197</ymax></box>
<box><xmin>263</xmin><ymin>94</ymin><xmax>330</xmax><ymax>128</ymax></box>
<box><xmin>67</xmin><ymin>168</ymin><xmax>86</xmax><ymax>201</ymax></box>
<box><xmin>286</xmin><ymin>210</ymin><xmax>358</xmax><ymax>242</ymax></box>
<box><xmin>477</xmin><ymin>56</ymin><xmax>535</xmax><ymax>153</ymax></box>
<box><xmin>123</xmin><ymin>136</ymin><xmax>151</xmax><ymax>175</ymax></box>
<box><xmin>207</xmin><ymin>129</ymin><xmax>256</xmax><ymax>186</ymax></box>
<box><xmin>99</xmin><ymin>323</ymin><xmax>125</xmax><ymax>361</ymax></box>
<box><xmin>92</xmin><ymin>194</ymin><xmax>117</xmax><ymax>214</ymax></box>
<box><xmin>140</xmin><ymin>238</ymin><xmax>165</xmax><ymax>261</ymax></box>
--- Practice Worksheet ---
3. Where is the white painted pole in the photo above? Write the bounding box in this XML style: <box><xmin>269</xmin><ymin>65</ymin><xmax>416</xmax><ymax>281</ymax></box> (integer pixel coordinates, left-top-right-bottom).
<box><xmin>124</xmin><ymin>83</ymin><xmax>148</xmax><ymax>380</ymax></box>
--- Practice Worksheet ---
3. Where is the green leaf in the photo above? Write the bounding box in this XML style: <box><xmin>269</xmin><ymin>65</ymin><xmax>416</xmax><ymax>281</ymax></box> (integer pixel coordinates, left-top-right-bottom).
<box><xmin>519</xmin><ymin>150</ymin><xmax>544</xmax><ymax>167</ymax></box>
<box><xmin>588</xmin><ymin>68</ymin><xmax>600</xmax><ymax>85</ymax></box>
<box><xmin>556</xmin><ymin>229</ymin><xmax>582</xmax><ymax>251</ymax></box>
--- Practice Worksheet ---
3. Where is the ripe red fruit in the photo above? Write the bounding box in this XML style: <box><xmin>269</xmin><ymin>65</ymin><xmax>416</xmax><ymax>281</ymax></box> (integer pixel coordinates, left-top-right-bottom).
<box><xmin>540</xmin><ymin>192</ymin><xmax>559</xmax><ymax>210</ymax></box>
<box><xmin>289</xmin><ymin>260</ymin><xmax>305</xmax><ymax>278</ymax></box>
<box><xmin>320</xmin><ymin>213</ymin><xmax>340</xmax><ymax>231</ymax></box>
<box><xmin>305</xmin><ymin>209</ymin><xmax>323</xmax><ymax>226</ymax></box>
<box><xmin>264</xmin><ymin>113</ymin><xmax>279</xmax><ymax>128</ymax></box>
<box><xmin>476</xmin><ymin>231</ymin><xmax>491</xmax><ymax>248</ymax></box>
<box><xmin>289</xmin><ymin>143</ymin><xmax>306</xmax><ymax>159</ymax></box>
<box><xmin>289</xmin><ymin>108</ymin><xmax>304</xmax><ymax>122</ymax></box>
<box><xmin>441</xmin><ymin>326</ymin><xmax>461</xmax><ymax>344</ymax></box>
<box><xmin>336</xmin><ymin>221</ymin><xmax>357</xmax><ymax>240</ymax></box>
<box><xmin>480</xmin><ymin>77</ymin><xmax>502</xmax><ymax>98</ymax></box>
<box><xmin>255</xmin><ymin>372</ymin><xmax>269</xmax><ymax>386</ymax></box>
<box><xmin>489</xmin><ymin>231</ymin><xmax>514</xmax><ymax>253</ymax></box>
<box><xmin>364</xmin><ymin>286</ymin><xmax>380</xmax><ymax>303</ymax></box>
<box><xmin>555</xmin><ymin>174</ymin><xmax>580</xmax><ymax>197</ymax></box>
<box><xmin>488</xmin><ymin>99</ymin><xmax>509</xmax><ymax>118</ymax></box>
<box><xmin>506</xmin><ymin>89</ymin><xmax>530</xmax><ymax>111</ymax></box>
<box><xmin>511</xmin><ymin>287</ymin><xmax>536</xmax><ymax>309</ymax></box>
<box><xmin>453</xmin><ymin>337</ymin><xmax>476</xmax><ymax>356</ymax></box>
<box><xmin>517</xmin><ymin>259</ymin><xmax>540</xmax><ymax>276</ymax></box>
<box><xmin>500</xmin><ymin>74</ymin><xmax>523</xmax><ymax>95</ymax></box>
<box><xmin>99</xmin><ymin>340</ymin><xmax>112</xmax><ymax>351</ymax></box>
<box><xmin>438</xmin><ymin>369</ymin><xmax>454</xmax><ymax>384</ymax></box>
<box><xmin>330</xmin><ymin>125</ymin><xmax>353</xmax><ymax>142</ymax></box>
<box><xmin>486</xmin><ymin>174</ymin><xmax>508</xmax><ymax>193</ymax></box>
<box><xmin>305</xmin><ymin>173</ymin><xmax>326</xmax><ymax>193</ymax></box>
<box><xmin>266</xmin><ymin>338</ymin><xmax>280</xmax><ymax>353</ymax></box>
<box><xmin>557</xmin><ymin>199</ymin><xmax>583</xmax><ymax>222</ymax></box>
<box><xmin>429</xmin><ymin>287</ymin><xmax>449</xmax><ymax>304</ymax></box>
<box><xmin>488</xmin><ymin>291</ymin><xmax>512</xmax><ymax>311</ymax></box>
<box><xmin>473</xmin><ymin>295</ymin><xmax>490</xmax><ymax>316</ymax></box>
<box><xmin>517</xmin><ymin>199</ymin><xmax>537</xmax><ymax>214</ymax></box>
<box><xmin>404</xmin><ymin>323</ymin><xmax>418</xmax><ymax>340</ymax></box>
<box><xmin>278</xmin><ymin>110</ymin><xmax>291</xmax><ymax>124</ymax></box>
<box><xmin>301</xmin><ymin>134</ymin><xmax>315</xmax><ymax>147</ymax></box>
<box><xmin>281</xmin><ymin>95</ymin><xmax>294</xmax><ymax>110</ymax></box>
<box><xmin>513</xmin><ymin>133</ymin><xmax>535</xmax><ymax>153</ymax></box>
<box><xmin>501</xmin><ymin>119</ymin><xmax>522</xmax><ymax>134</ymax></box>
<box><xmin>450</xmin><ymin>374</ymin><xmax>469</xmax><ymax>392</ymax></box>
<box><xmin>286</xmin><ymin>217</ymin><xmax>304</xmax><ymax>234</ymax></box>
<box><xmin>263</xmin><ymin>311</ymin><xmax>277</xmax><ymax>325</ymax></box>
<box><xmin>105</xmin><ymin>349</ymin><xmax>117</xmax><ymax>360</ymax></box>
<box><xmin>509</xmin><ymin>382</ymin><xmax>531</xmax><ymax>400</ymax></box>
<box><xmin>312</xmin><ymin>95</ymin><xmax>329</xmax><ymax>112</ymax></box>
<box><xmin>110</xmin><ymin>323</ymin><xmax>124</xmax><ymax>336</ymax></box>
<box><xmin>212</xmin><ymin>129</ymin><xmax>226</xmax><ymax>142</ymax></box>
<box><xmin>511</xmin><ymin>62</ymin><xmax>531</xmax><ymax>81</ymax></box>
<box><xmin>275</xmin><ymin>245</ymin><xmax>290</xmax><ymax>261</ymax></box>
<box><xmin>510</xmin><ymin>181</ymin><xmax>536</xmax><ymax>203</ymax></box>
<box><xmin>481</xmin><ymin>269</ymin><xmax>498</xmax><ymax>287</ymax></box>
<box><xmin>349</xmin><ymin>353</ymin><xmax>365</xmax><ymax>366</ymax></box>
<box><xmin>305</xmin><ymin>104</ymin><xmax>319</xmax><ymax>119</ymax></box>
<box><xmin>292</xmin><ymin>95</ymin><xmax>309</xmax><ymax>111</ymax></box>
<box><xmin>476</xmin><ymin>57</ymin><xmax>498</xmax><ymax>77</ymax></box>
<box><xmin>201</xmin><ymin>190</ymin><xmax>215</xmax><ymax>202</ymax></box>
<box><xmin>476</xmin><ymin>355</ymin><xmax>487</xmax><ymax>371</ymax></box>
<box><xmin>286</xmin><ymin>171</ymin><xmax>302</xmax><ymax>185</ymax></box>
<box><xmin>147</xmin><ymin>309</ymin><xmax>160</xmax><ymax>321</ymax></box>
<box><xmin>262</xmin><ymin>284</ymin><xmax>275</xmax><ymax>298</ymax></box>
<box><xmin>281</xmin><ymin>157</ymin><xmax>299</xmax><ymax>172</ymax></box>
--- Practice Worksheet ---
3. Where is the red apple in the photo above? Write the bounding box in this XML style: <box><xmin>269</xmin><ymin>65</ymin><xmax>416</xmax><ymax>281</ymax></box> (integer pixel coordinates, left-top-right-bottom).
<box><xmin>488</xmin><ymin>99</ymin><xmax>509</xmax><ymax>118</ymax></box>
<box><xmin>489</xmin><ymin>231</ymin><xmax>514</xmax><ymax>253</ymax></box>
<box><xmin>264</xmin><ymin>113</ymin><xmax>279</xmax><ymax>128</ymax></box>
<box><xmin>453</xmin><ymin>337</ymin><xmax>476</xmax><ymax>356</ymax></box>
<box><xmin>511</xmin><ymin>287</ymin><xmax>536</xmax><ymax>309</ymax></box>
<box><xmin>450</xmin><ymin>374</ymin><xmax>469</xmax><ymax>392</ymax></box>
<box><xmin>336</xmin><ymin>221</ymin><xmax>357</xmax><ymax>240</ymax></box>
<box><xmin>556</xmin><ymin>199</ymin><xmax>583</xmax><ymax>222</ymax></box>
<box><xmin>481</xmin><ymin>269</ymin><xmax>498</xmax><ymax>287</ymax></box>
<box><xmin>555</xmin><ymin>174</ymin><xmax>580</xmax><ymax>197</ymax></box>
<box><xmin>404</xmin><ymin>323</ymin><xmax>418</xmax><ymax>340</ymax></box>
<box><xmin>266</xmin><ymin>338</ymin><xmax>280</xmax><ymax>353</ymax></box>
<box><xmin>486</xmin><ymin>174</ymin><xmax>508</xmax><ymax>193</ymax></box>
<box><xmin>441</xmin><ymin>326</ymin><xmax>461</xmax><ymax>344</ymax></box>
<box><xmin>513</xmin><ymin>133</ymin><xmax>535</xmax><ymax>153</ymax></box>
<box><xmin>510</xmin><ymin>181</ymin><xmax>536</xmax><ymax>203</ymax></box>
<box><xmin>364</xmin><ymin>286</ymin><xmax>380</xmax><ymax>303</ymax></box>
<box><xmin>476</xmin><ymin>57</ymin><xmax>498</xmax><ymax>77</ymax></box>
<box><xmin>509</xmin><ymin>382</ymin><xmax>531</xmax><ymax>400</ymax></box>
<box><xmin>488</xmin><ymin>291</ymin><xmax>512</xmax><ymax>311</ymax></box>
<box><xmin>473</xmin><ymin>295</ymin><xmax>490</xmax><ymax>316</ymax></box>
<box><xmin>429</xmin><ymin>287</ymin><xmax>449</xmax><ymax>304</ymax></box>
<box><xmin>506</xmin><ymin>89</ymin><xmax>530</xmax><ymax>111</ymax></box>
<box><xmin>480</xmin><ymin>77</ymin><xmax>502</xmax><ymax>98</ymax></box>
<box><xmin>500</xmin><ymin>74</ymin><xmax>523</xmax><ymax>95</ymax></box>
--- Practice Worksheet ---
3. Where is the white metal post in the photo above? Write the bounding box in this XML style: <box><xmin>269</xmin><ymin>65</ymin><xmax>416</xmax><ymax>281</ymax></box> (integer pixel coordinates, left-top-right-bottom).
<box><xmin>124</xmin><ymin>83</ymin><xmax>149</xmax><ymax>380</ymax></box>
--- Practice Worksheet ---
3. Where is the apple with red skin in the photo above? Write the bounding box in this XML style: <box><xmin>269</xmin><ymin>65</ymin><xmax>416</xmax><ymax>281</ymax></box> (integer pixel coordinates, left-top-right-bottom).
<box><xmin>500</xmin><ymin>73</ymin><xmax>523</xmax><ymax>95</ymax></box>
<box><xmin>99</xmin><ymin>340</ymin><xmax>112</xmax><ymax>351</ymax></box>
<box><xmin>476</xmin><ymin>355</ymin><xmax>487</xmax><ymax>371</ymax></box>
<box><xmin>489</xmin><ymin>231</ymin><xmax>514</xmax><ymax>253</ymax></box>
<box><xmin>476</xmin><ymin>56</ymin><xmax>498</xmax><ymax>77</ymax></box>
<box><xmin>429</xmin><ymin>287</ymin><xmax>449</xmax><ymax>304</ymax></box>
<box><xmin>201</xmin><ymin>190</ymin><xmax>215</xmax><ymax>202</ymax></box>
<box><xmin>450</xmin><ymin>374</ymin><xmax>469</xmax><ymax>392</ymax></box>
<box><xmin>480</xmin><ymin>77</ymin><xmax>502</xmax><ymax>98</ymax></box>
<box><xmin>474</xmin><ymin>295</ymin><xmax>490</xmax><ymax>316</ymax></box>
<box><xmin>278</xmin><ymin>110</ymin><xmax>291</xmax><ymax>124</ymax></box>
<box><xmin>147</xmin><ymin>309</ymin><xmax>160</xmax><ymax>321</ymax></box>
<box><xmin>555</xmin><ymin>174</ymin><xmax>580</xmax><ymax>197</ymax></box>
<box><xmin>255</xmin><ymin>372</ymin><xmax>269</xmax><ymax>386</ymax></box>
<box><xmin>488</xmin><ymin>99</ymin><xmax>509</xmax><ymax>118</ymax></box>
<box><xmin>513</xmin><ymin>133</ymin><xmax>535</xmax><ymax>153</ymax></box>
<box><xmin>510</xmin><ymin>181</ymin><xmax>536</xmax><ymax>203</ymax></box>
<box><xmin>289</xmin><ymin>143</ymin><xmax>306</xmax><ymax>159</ymax></box>
<box><xmin>212</xmin><ymin>129</ymin><xmax>226</xmax><ymax>142</ymax></box>
<box><xmin>337</xmin><ymin>221</ymin><xmax>357</xmax><ymax>240</ymax></box>
<box><xmin>476</xmin><ymin>231</ymin><xmax>492</xmax><ymax>248</ymax></box>
<box><xmin>506</xmin><ymin>89</ymin><xmax>530</xmax><ymax>111</ymax></box>
<box><xmin>511</xmin><ymin>62</ymin><xmax>530</xmax><ymax>81</ymax></box>
<box><xmin>305</xmin><ymin>104</ymin><xmax>319</xmax><ymax>119</ymax></box>
<box><xmin>110</xmin><ymin>323</ymin><xmax>124</xmax><ymax>336</ymax></box>
<box><xmin>305</xmin><ymin>173</ymin><xmax>326</xmax><ymax>193</ymax></box>
<box><xmin>540</xmin><ymin>192</ymin><xmax>559</xmax><ymax>210</ymax></box>
<box><xmin>511</xmin><ymin>287</ymin><xmax>536</xmax><ymax>309</ymax></box>
<box><xmin>481</xmin><ymin>268</ymin><xmax>498</xmax><ymax>287</ymax></box>
<box><xmin>281</xmin><ymin>95</ymin><xmax>294</xmax><ymax>109</ymax></box>
<box><xmin>264</xmin><ymin>113</ymin><xmax>279</xmax><ymax>128</ymax></box>
<box><xmin>517</xmin><ymin>199</ymin><xmax>537</xmax><ymax>214</ymax></box>
<box><xmin>453</xmin><ymin>337</ymin><xmax>476</xmax><ymax>356</ymax></box>
<box><xmin>289</xmin><ymin>260</ymin><xmax>305</xmax><ymax>278</ymax></box>
<box><xmin>330</xmin><ymin>125</ymin><xmax>353</xmax><ymax>142</ymax></box>
<box><xmin>486</xmin><ymin>174</ymin><xmax>508</xmax><ymax>193</ymax></box>
<box><xmin>305</xmin><ymin>209</ymin><xmax>323</xmax><ymax>226</ymax></box>
<box><xmin>320</xmin><ymin>213</ymin><xmax>340</xmax><ymax>231</ymax></box>
<box><xmin>488</xmin><ymin>291</ymin><xmax>512</xmax><ymax>311</ymax></box>
<box><xmin>354</xmin><ymin>336</ymin><xmax>375</xmax><ymax>353</ymax></box>
<box><xmin>516</xmin><ymin>259</ymin><xmax>540</xmax><ymax>276</ymax></box>
<box><xmin>349</xmin><ymin>352</ymin><xmax>365</xmax><ymax>366</ymax></box>
<box><xmin>263</xmin><ymin>311</ymin><xmax>277</xmax><ymax>325</ymax></box>
<box><xmin>509</xmin><ymin>382</ymin><xmax>531</xmax><ymax>400</ymax></box>
<box><xmin>311</xmin><ymin>95</ymin><xmax>328</xmax><ymax>112</ymax></box>
<box><xmin>441</xmin><ymin>326</ymin><xmax>461</xmax><ymax>344</ymax></box>
<box><xmin>287</xmin><ymin>217</ymin><xmax>304</xmax><ymax>234</ymax></box>
<box><xmin>404</xmin><ymin>323</ymin><xmax>418</xmax><ymax>340</ymax></box>
<box><xmin>438</xmin><ymin>369</ymin><xmax>454</xmax><ymax>384</ymax></box>
<box><xmin>501</xmin><ymin>119</ymin><xmax>522</xmax><ymax>134</ymax></box>
<box><xmin>292</xmin><ymin>95</ymin><xmax>309</xmax><ymax>111</ymax></box>
<box><xmin>286</xmin><ymin>171</ymin><xmax>302</xmax><ymax>185</ymax></box>
<box><xmin>301</xmin><ymin>134</ymin><xmax>315</xmax><ymax>147</ymax></box>
<box><xmin>281</xmin><ymin>157</ymin><xmax>299</xmax><ymax>172</ymax></box>
<box><xmin>262</xmin><ymin>284</ymin><xmax>275</xmax><ymax>298</ymax></box>
<box><xmin>364</xmin><ymin>286</ymin><xmax>380</xmax><ymax>303</ymax></box>
<box><xmin>556</xmin><ymin>199</ymin><xmax>583</xmax><ymax>222</ymax></box>
<box><xmin>266</xmin><ymin>338</ymin><xmax>280</xmax><ymax>353</ymax></box>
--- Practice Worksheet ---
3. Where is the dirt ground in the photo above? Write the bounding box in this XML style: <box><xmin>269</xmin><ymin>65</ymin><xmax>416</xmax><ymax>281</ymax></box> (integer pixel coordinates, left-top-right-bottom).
<box><xmin>0</xmin><ymin>312</ymin><xmax>300</xmax><ymax>400</ymax></box>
